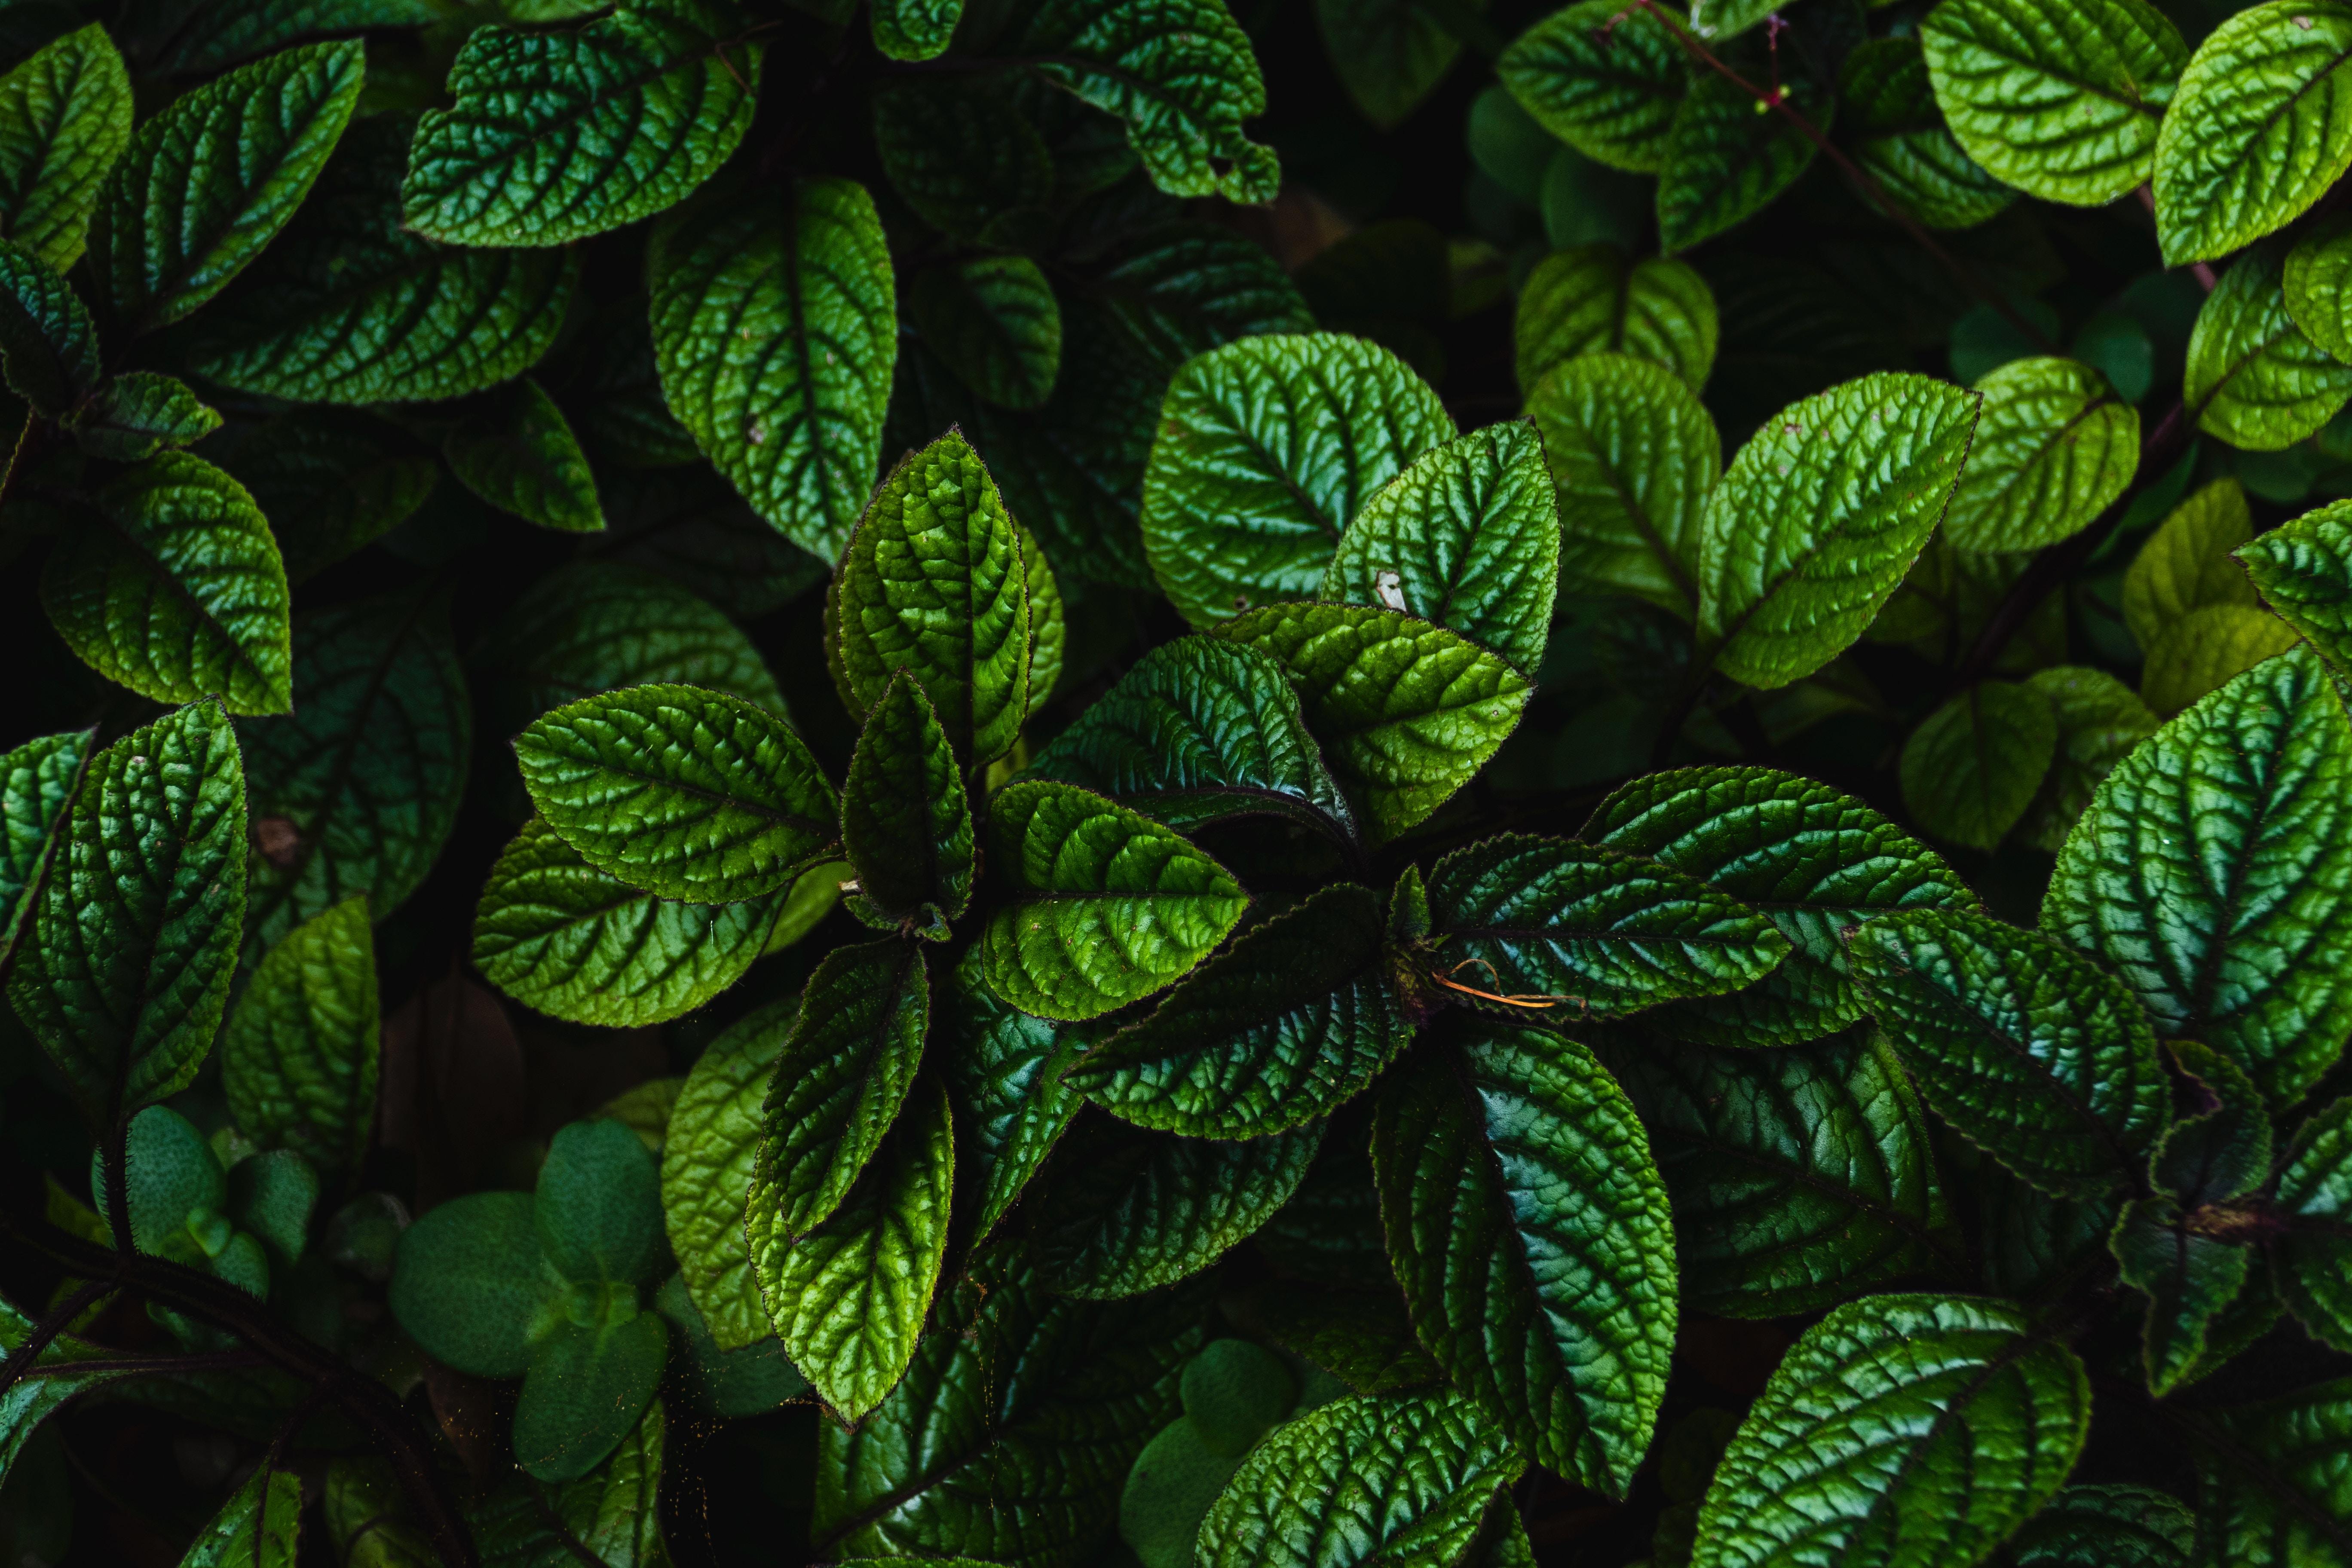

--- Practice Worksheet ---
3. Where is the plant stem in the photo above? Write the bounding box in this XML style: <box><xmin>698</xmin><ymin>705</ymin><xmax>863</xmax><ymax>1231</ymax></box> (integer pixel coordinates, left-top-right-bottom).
<box><xmin>0</xmin><ymin>1278</ymin><xmax>113</xmax><ymax>1400</ymax></box>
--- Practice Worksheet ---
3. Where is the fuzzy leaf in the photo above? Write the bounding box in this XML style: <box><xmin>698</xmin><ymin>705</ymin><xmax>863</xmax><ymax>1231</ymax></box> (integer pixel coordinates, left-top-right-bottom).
<box><xmin>0</xmin><ymin>24</ymin><xmax>130</xmax><ymax>270</ymax></box>
<box><xmin>1900</xmin><ymin>680</ymin><xmax>2061</xmax><ymax>853</ymax></box>
<box><xmin>1515</xmin><ymin>244</ymin><xmax>1718</xmax><ymax>394</ymax></box>
<box><xmin>2184</xmin><ymin>240</ymin><xmax>2352</xmax><ymax>451</ymax></box>
<box><xmin>1498</xmin><ymin>0</ymin><xmax>1686</xmax><ymax>174</ymax></box>
<box><xmin>220</xmin><ymin>897</ymin><xmax>376</xmax><ymax>1172</ymax></box>
<box><xmin>1943</xmin><ymin>357</ymin><xmax>2138</xmax><ymax>552</ymax></box>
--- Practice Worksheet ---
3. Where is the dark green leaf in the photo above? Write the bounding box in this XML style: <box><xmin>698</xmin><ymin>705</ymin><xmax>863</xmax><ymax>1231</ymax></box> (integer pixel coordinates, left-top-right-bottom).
<box><xmin>2272</xmin><ymin>1095</ymin><xmax>2352</xmax><ymax>1353</ymax></box>
<box><xmin>1840</xmin><ymin>38</ymin><xmax>2016</xmax><ymax>231</ymax></box>
<box><xmin>870</xmin><ymin>77</ymin><xmax>1052</xmax><ymax>245</ymax></box>
<box><xmin>873</xmin><ymin>0</ymin><xmax>961</xmax><ymax>59</ymax></box>
<box><xmin>536</xmin><ymin>1116</ymin><xmax>665</xmax><ymax>1287</ymax></box>
<box><xmin>0</xmin><ymin>238</ymin><xmax>94</xmax><ymax>416</ymax></box>
<box><xmin>2180</xmin><ymin>1379</ymin><xmax>2352</xmax><ymax>1565</ymax></box>
<box><xmin>911</xmin><ymin>254</ymin><xmax>1062</xmax><ymax>411</ymax></box>
<box><xmin>469</xmin><ymin>1397</ymin><xmax>671</xmax><ymax>1566</ymax></box>
<box><xmin>1516</xmin><ymin>245</ymin><xmax>1718</xmax><ymax>394</ymax></box>
<box><xmin>1498</xmin><ymin>0</ymin><xmax>1686</xmax><ymax>174</ymax></box>
<box><xmin>513</xmin><ymin>1304</ymin><xmax>667</xmax><ymax>1483</ymax></box>
<box><xmin>181</xmin><ymin>1464</ymin><xmax>301</xmax><ymax>1567</ymax></box>
<box><xmin>1254</xmin><ymin>1284</ymin><xmax>1442</xmax><ymax>1394</ymax></box>
<box><xmin>1314</xmin><ymin>0</ymin><xmax>1473</xmax><ymax>128</ymax></box>
<box><xmin>67</xmin><ymin>371</ymin><xmax>221</xmax><ymax>462</ymax></box>
<box><xmin>2016</xmin><ymin>665</ymin><xmax>2160</xmax><ymax>854</ymax></box>
<box><xmin>389</xmin><ymin>1190</ymin><xmax>555</xmax><ymax>1376</ymax></box>
<box><xmin>216</xmin><ymin>413</ymin><xmax>436</xmax><ymax>585</ymax></box>
<box><xmin>940</xmin><ymin>945</ymin><xmax>1082</xmax><ymax>1239</ymax></box>
<box><xmin>156</xmin><ymin>0</ymin><xmax>441</xmax><ymax>75</ymax></box>
<box><xmin>0</xmin><ymin>726</ymin><xmax>92</xmax><ymax>975</ymax></box>
<box><xmin>663</xmin><ymin>994</ymin><xmax>793</xmax><ymax>1352</ymax></box>
<box><xmin>0</xmin><ymin>24</ymin><xmax>131</xmax><ymax>270</ymax></box>
<box><xmin>1657</xmin><ymin>69</ymin><xmax>1827</xmax><ymax>253</ymax></box>
<box><xmin>2009</xmin><ymin>1485</ymin><xmax>2194</xmax><ymax>1568</ymax></box>
<box><xmin>843</xmin><ymin>671</ymin><xmax>973</xmax><ymax>932</ymax></box>
<box><xmin>1900</xmin><ymin>680</ymin><xmax>2061</xmax><ymax>853</ymax></box>
<box><xmin>2111</xmin><ymin>1191</ymin><xmax>2254</xmax><ymax>1396</ymax></box>
<box><xmin>220</xmin><ymin>896</ymin><xmax>376</xmax><ymax>1172</ymax></box>
<box><xmin>443</xmin><ymin>379</ymin><xmax>601</xmax><ymax>533</ymax></box>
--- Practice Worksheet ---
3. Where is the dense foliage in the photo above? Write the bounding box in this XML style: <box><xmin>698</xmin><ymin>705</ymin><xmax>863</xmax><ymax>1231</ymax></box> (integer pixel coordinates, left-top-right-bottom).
<box><xmin>4</xmin><ymin>0</ymin><xmax>2352</xmax><ymax>1565</ymax></box>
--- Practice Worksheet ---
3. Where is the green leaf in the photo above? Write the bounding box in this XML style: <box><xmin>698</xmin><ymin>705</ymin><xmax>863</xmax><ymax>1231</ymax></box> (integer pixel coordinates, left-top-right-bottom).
<box><xmin>537</xmin><ymin>1116</ymin><xmax>666</xmax><ymax>1288</ymax></box>
<box><xmin>0</xmin><ymin>1297</ymin><xmax>132</xmax><ymax>1483</ymax></box>
<box><xmin>0</xmin><ymin>726</ymin><xmax>92</xmax><ymax>976</ymax></box>
<box><xmin>2180</xmin><ymin>1380</ymin><xmax>2352</xmax><ymax>1565</ymax></box>
<box><xmin>1255</xmin><ymin>1285</ymin><xmax>1441</xmax><ymax>1395</ymax></box>
<box><xmin>0</xmin><ymin>239</ymin><xmax>95</xmax><ymax>416</ymax></box>
<box><xmin>1900</xmin><ymin>680</ymin><xmax>2061</xmax><ymax>852</ymax></box>
<box><xmin>648</xmin><ymin>174</ymin><xmax>896</xmax><ymax>560</ymax></box>
<box><xmin>191</xmin><ymin>113</ymin><xmax>576</xmax><ymax>406</ymax></box>
<box><xmin>1527</xmin><ymin>350</ymin><xmax>1719</xmax><ymax>621</ymax></box>
<box><xmin>746</xmin><ymin>938</ymin><xmax>927</xmax><ymax>1254</ymax></box>
<box><xmin>814</xmin><ymin>1257</ymin><xmax>1201</xmax><ymax>1565</ymax></box>
<box><xmin>1596</xmin><ymin>1029</ymin><xmax>1955</xmax><ymax>1317</ymax></box>
<box><xmin>2153</xmin><ymin>0</ymin><xmax>2352</xmax><ymax>264</ymax></box>
<box><xmin>6</xmin><ymin>703</ymin><xmax>245</xmax><ymax>1135</ymax></box>
<box><xmin>1123</xmin><ymin>1409</ymin><xmax>1247</xmax><ymax>1568</ymax></box>
<box><xmin>443</xmin><ymin>379</ymin><xmax>601</xmax><ymax>533</ymax></box>
<box><xmin>97</xmin><ymin>1104</ymin><xmax>227</xmax><ymax>1258</ymax></box>
<box><xmin>1840</xmin><ymin>38</ymin><xmax>2017</xmax><ymax>231</ymax></box>
<box><xmin>658</xmin><ymin>1271</ymin><xmax>808</xmax><ymax>1416</ymax></box>
<box><xmin>514</xmin><ymin>683</ymin><xmax>836</xmax><ymax>905</ymax></box>
<box><xmin>1319</xmin><ymin>422</ymin><xmax>1560</xmax><ymax>675</ymax></box>
<box><xmin>1584</xmin><ymin>765</ymin><xmax>1976</xmax><ymax>1047</ymax></box>
<box><xmin>1141</xmin><ymin>332</ymin><xmax>1453</xmax><ymax>628</ymax></box>
<box><xmin>910</xmin><ymin>254</ymin><xmax>1062</xmax><ymax>411</ymax></box>
<box><xmin>828</xmin><ymin>429</ymin><xmax>1032</xmax><ymax>764</ymax></box>
<box><xmin>181</xmin><ymin>1464</ymin><xmax>301</xmax><ymax>1568</ymax></box>
<box><xmin>1697</xmin><ymin>372</ymin><xmax>1982</xmax><ymax>690</ymax></box>
<box><xmin>156</xmin><ymin>0</ymin><xmax>441</xmax><ymax>75</ymax></box>
<box><xmin>756</xmin><ymin>1079</ymin><xmax>952</xmax><ymax>1421</ymax></box>
<box><xmin>471</xmin><ymin>817</ymin><xmax>781</xmax><ymax>1027</ymax></box>
<box><xmin>1314</xmin><ymin>0</ymin><xmax>1474</xmax><ymax>128</ymax></box>
<box><xmin>842</xmin><ymin>673</ymin><xmax>972</xmax><ymax>933</ymax></box>
<box><xmin>2273</xmin><ymin>1096</ymin><xmax>2352</xmax><ymax>1353</ymax></box>
<box><xmin>1198</xmin><ymin>1392</ymin><xmax>1524</xmax><ymax>1568</ymax></box>
<box><xmin>1498</xmin><ymin>0</ymin><xmax>1686</xmax><ymax>174</ymax></box>
<box><xmin>0</xmin><ymin>24</ymin><xmax>130</xmax><ymax>270</ymax></box>
<box><xmin>470</xmin><ymin>1397</ymin><xmax>672</xmax><ymax>1565</ymax></box>
<box><xmin>514</xmin><ymin>1305</ymin><xmax>668</xmax><ymax>1483</ymax></box>
<box><xmin>217</xmin><ymin>413</ymin><xmax>436</xmax><ymax>586</ymax></box>
<box><xmin>2138</xmin><ymin>602</ymin><xmax>2300</xmax><ymax>715</ymax></box>
<box><xmin>67</xmin><ymin>372</ymin><xmax>223</xmax><ymax>463</ymax></box>
<box><xmin>874</xmin><ymin>0</ymin><xmax>962</xmax><ymax>59</ymax></box>
<box><xmin>39</xmin><ymin>452</ymin><xmax>292</xmax><ymax>715</ymax></box>
<box><xmin>92</xmin><ymin>40</ymin><xmax>363</xmax><ymax>331</ymax></box>
<box><xmin>940</xmin><ymin>946</ymin><xmax>1081</xmax><ymax>1238</ymax></box>
<box><xmin>400</xmin><ymin>0</ymin><xmax>759</xmax><ymax>246</ymax></box>
<box><xmin>1943</xmin><ymin>357</ymin><xmax>2139</xmax><ymax>552</ymax></box>
<box><xmin>1656</xmin><ymin>69</ymin><xmax>1828</xmax><ymax>254</ymax></box>
<box><xmin>1022</xmin><ymin>516</ymin><xmax>1065</xmax><ymax>705</ymax></box>
<box><xmin>1515</xmin><ymin>245</ymin><xmax>1718</xmax><ymax>395</ymax></box>
<box><xmin>2285</xmin><ymin>214</ymin><xmax>2352</xmax><ymax>363</ymax></box>
<box><xmin>1065</xmin><ymin>883</ymin><xmax>1408</xmax><ymax>1139</ymax></box>
<box><xmin>2238</xmin><ymin>497</ymin><xmax>2352</xmax><ymax>672</ymax></box>
<box><xmin>2111</xmin><ymin>1190</ymin><xmax>2254</xmax><ymax>1396</ymax></box>
<box><xmin>1023</xmin><ymin>635</ymin><xmax>1356</xmax><ymax>842</ymax></box>
<box><xmin>1032</xmin><ymin>1114</ymin><xmax>1323</xmax><ymax>1297</ymax></box>
<box><xmin>1012</xmin><ymin>0</ymin><xmax>1279</xmax><ymax>203</ymax></box>
<box><xmin>237</xmin><ymin>593</ymin><xmax>469</xmax><ymax>955</ymax></box>
<box><xmin>662</xmin><ymin>995</ymin><xmax>792</xmax><ymax>1352</ymax></box>
<box><xmin>2009</xmin><ymin>1485</ymin><xmax>2194</xmax><ymax>1568</ymax></box>
<box><xmin>979</xmin><ymin>779</ymin><xmax>1249</xmax><ymax>1022</ymax></box>
<box><xmin>870</xmin><ymin>77</ymin><xmax>1052</xmax><ymax>245</ymax></box>
<box><xmin>1214</xmin><ymin>602</ymin><xmax>1531</xmax><ymax>842</ymax></box>
<box><xmin>1920</xmin><ymin>0</ymin><xmax>2184</xmax><ymax>207</ymax></box>
<box><xmin>389</xmin><ymin>1190</ymin><xmax>555</xmax><ymax>1376</ymax></box>
<box><xmin>1848</xmin><ymin>906</ymin><xmax>2169</xmax><ymax>1194</ymax></box>
<box><xmin>2016</xmin><ymin>665</ymin><xmax>2159</xmax><ymax>854</ymax></box>
<box><xmin>1689</xmin><ymin>1295</ymin><xmax>2089</xmax><ymax>1568</ymax></box>
<box><xmin>2043</xmin><ymin>643</ymin><xmax>2352</xmax><ymax>1105</ymax></box>
<box><xmin>220</xmin><ymin>896</ymin><xmax>377</xmax><ymax>1172</ymax></box>
<box><xmin>1374</xmin><ymin>1023</ymin><xmax>1676</xmax><ymax>1495</ymax></box>
<box><xmin>1421</xmin><ymin>832</ymin><xmax>1789</xmax><ymax>1019</ymax></box>
<box><xmin>2185</xmin><ymin>240</ymin><xmax>2352</xmax><ymax>451</ymax></box>
<box><xmin>2122</xmin><ymin>476</ymin><xmax>2255</xmax><ymax>650</ymax></box>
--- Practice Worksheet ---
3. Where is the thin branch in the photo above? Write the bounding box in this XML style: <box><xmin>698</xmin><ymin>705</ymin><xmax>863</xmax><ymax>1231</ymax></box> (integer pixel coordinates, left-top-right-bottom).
<box><xmin>0</xmin><ymin>1278</ymin><xmax>113</xmax><ymax>1402</ymax></box>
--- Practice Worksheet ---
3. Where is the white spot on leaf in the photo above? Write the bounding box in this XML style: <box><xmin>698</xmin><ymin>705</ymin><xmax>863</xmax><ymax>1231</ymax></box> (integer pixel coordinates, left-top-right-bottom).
<box><xmin>1375</xmin><ymin>569</ymin><xmax>1407</xmax><ymax>611</ymax></box>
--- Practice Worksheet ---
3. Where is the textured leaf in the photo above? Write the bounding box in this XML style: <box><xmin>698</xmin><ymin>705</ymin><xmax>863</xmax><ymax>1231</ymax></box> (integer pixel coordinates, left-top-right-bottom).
<box><xmin>1023</xmin><ymin>635</ymin><xmax>1355</xmax><ymax>842</ymax></box>
<box><xmin>2138</xmin><ymin>602</ymin><xmax>2300</xmax><ymax>715</ymax></box>
<box><xmin>2185</xmin><ymin>241</ymin><xmax>2352</xmax><ymax>451</ymax></box>
<box><xmin>757</xmin><ymin>1079</ymin><xmax>952</xmax><ymax>1421</ymax></box>
<box><xmin>2009</xmin><ymin>1485</ymin><xmax>2194</xmax><ymax>1568</ymax></box>
<box><xmin>2153</xmin><ymin>0</ymin><xmax>2352</xmax><ymax>264</ymax></box>
<box><xmin>2273</xmin><ymin>1096</ymin><xmax>2352</xmax><ymax>1352</ymax></box>
<box><xmin>1065</xmin><ymin>883</ymin><xmax>1408</xmax><ymax>1139</ymax></box>
<box><xmin>1254</xmin><ymin>1286</ymin><xmax>1441</xmax><ymax>1395</ymax></box>
<box><xmin>1422</xmin><ymin>832</ymin><xmax>1789</xmax><ymax>1019</ymax></box>
<box><xmin>0</xmin><ymin>239</ymin><xmax>95</xmax><ymax>416</ymax></box>
<box><xmin>2043</xmin><ymin>643</ymin><xmax>2352</xmax><ymax>1105</ymax></box>
<box><xmin>1032</xmin><ymin>1114</ymin><xmax>1322</xmax><ymax>1297</ymax></box>
<box><xmin>514</xmin><ymin>683</ymin><xmax>834</xmax><ymax>904</ymax></box>
<box><xmin>217</xmin><ymin>413</ymin><xmax>435</xmax><ymax>585</ymax></box>
<box><xmin>814</xmin><ymin>1258</ymin><xmax>1200</xmax><ymax>1568</ymax></box>
<box><xmin>1656</xmin><ymin>69</ymin><xmax>1827</xmax><ymax>254</ymax></box>
<box><xmin>92</xmin><ymin>40</ymin><xmax>362</xmax><ymax>331</ymax></box>
<box><xmin>648</xmin><ymin>175</ymin><xmax>895</xmax><ymax>560</ymax></box>
<box><xmin>1141</xmin><ymin>332</ymin><xmax>1453</xmax><ymax>628</ymax></box>
<box><xmin>1840</xmin><ymin>38</ymin><xmax>2016</xmax><ymax>231</ymax></box>
<box><xmin>662</xmin><ymin>994</ymin><xmax>790</xmax><ymax>1352</ymax></box>
<box><xmin>1198</xmin><ymin>1392</ymin><xmax>1524</xmax><ymax>1568</ymax></box>
<box><xmin>1498</xmin><ymin>0</ymin><xmax>1686</xmax><ymax>174</ymax></box>
<box><xmin>1374</xmin><ymin>1024</ymin><xmax>1677</xmax><ymax>1495</ymax></box>
<box><xmin>2180</xmin><ymin>1380</ymin><xmax>2352</xmax><ymax>1566</ymax></box>
<box><xmin>828</xmin><ymin>429</ymin><xmax>1031</xmax><ymax>764</ymax></box>
<box><xmin>40</xmin><ymin>451</ymin><xmax>292</xmax><ymax>715</ymax></box>
<box><xmin>1689</xmin><ymin>1295</ymin><xmax>2089</xmax><ymax>1568</ymax></box>
<box><xmin>1597</xmin><ymin>1029</ymin><xmax>1954</xmax><ymax>1317</ymax></box>
<box><xmin>444</xmin><ymin>379</ymin><xmax>601</xmax><ymax>533</ymax></box>
<box><xmin>1515</xmin><ymin>244</ymin><xmax>1718</xmax><ymax>395</ymax></box>
<box><xmin>181</xmin><ymin>1465</ymin><xmax>301</xmax><ymax>1568</ymax></box>
<box><xmin>400</xmin><ymin>0</ymin><xmax>758</xmax><ymax>246</ymax></box>
<box><xmin>194</xmin><ymin>114</ymin><xmax>574</xmax><ymax>405</ymax></box>
<box><xmin>0</xmin><ymin>24</ymin><xmax>130</xmax><ymax>270</ymax></box>
<box><xmin>391</xmin><ymin>1190</ymin><xmax>556</xmax><ymax>1375</ymax></box>
<box><xmin>2122</xmin><ymin>476</ymin><xmax>2255</xmax><ymax>651</ymax></box>
<box><xmin>67</xmin><ymin>371</ymin><xmax>221</xmax><ymax>463</ymax></box>
<box><xmin>940</xmin><ymin>946</ymin><xmax>1081</xmax><ymax>1238</ymax></box>
<box><xmin>1943</xmin><ymin>357</ymin><xmax>2138</xmax><ymax>552</ymax></box>
<box><xmin>1848</xmin><ymin>906</ymin><xmax>2169</xmax><ymax>1194</ymax></box>
<box><xmin>843</xmin><ymin>672</ymin><xmax>973</xmax><ymax>931</ymax></box>
<box><xmin>1920</xmin><ymin>0</ymin><xmax>2184</xmax><ymax>206</ymax></box>
<box><xmin>2237</xmin><ymin>497</ymin><xmax>2352</xmax><ymax>673</ymax></box>
<box><xmin>873</xmin><ymin>0</ymin><xmax>962</xmax><ymax>60</ymax></box>
<box><xmin>220</xmin><ymin>897</ymin><xmax>376</xmax><ymax>1172</ymax></box>
<box><xmin>2016</xmin><ymin>665</ymin><xmax>2159</xmax><ymax>854</ymax></box>
<box><xmin>2285</xmin><ymin>214</ymin><xmax>2352</xmax><ymax>364</ymax></box>
<box><xmin>1013</xmin><ymin>0</ymin><xmax>1279</xmax><ymax>204</ymax></box>
<box><xmin>1319</xmin><ymin>422</ymin><xmax>1560</xmax><ymax>674</ymax></box>
<box><xmin>236</xmin><ymin>593</ymin><xmax>469</xmax><ymax>954</ymax></box>
<box><xmin>6</xmin><ymin>704</ymin><xmax>245</xmax><ymax>1134</ymax></box>
<box><xmin>1698</xmin><ymin>373</ymin><xmax>1982</xmax><ymax>690</ymax></box>
<box><xmin>470</xmin><ymin>1396</ymin><xmax>672</xmax><ymax>1563</ymax></box>
<box><xmin>2110</xmin><ymin>1192</ymin><xmax>2254</xmax><ymax>1395</ymax></box>
<box><xmin>870</xmin><ymin>77</ymin><xmax>1052</xmax><ymax>245</ymax></box>
<box><xmin>156</xmin><ymin>0</ymin><xmax>441</xmax><ymax>75</ymax></box>
<box><xmin>1526</xmin><ymin>351</ymin><xmax>1718</xmax><ymax>621</ymax></box>
<box><xmin>911</xmin><ymin>254</ymin><xmax>1061</xmax><ymax>411</ymax></box>
<box><xmin>980</xmin><ymin>780</ymin><xmax>1248</xmax><ymax>1021</ymax></box>
<box><xmin>1899</xmin><ymin>680</ymin><xmax>2060</xmax><ymax>853</ymax></box>
<box><xmin>471</xmin><ymin>817</ymin><xmax>779</xmax><ymax>1027</ymax></box>
<box><xmin>1585</xmin><ymin>766</ymin><xmax>1975</xmax><ymax>1046</ymax></box>
<box><xmin>1214</xmin><ymin>602</ymin><xmax>1530</xmax><ymax>842</ymax></box>
<box><xmin>0</xmin><ymin>726</ymin><xmax>92</xmax><ymax>975</ymax></box>
<box><xmin>513</xmin><ymin>1307</ymin><xmax>667</xmax><ymax>1484</ymax></box>
<box><xmin>1315</xmin><ymin>0</ymin><xmax>1473</xmax><ymax>128</ymax></box>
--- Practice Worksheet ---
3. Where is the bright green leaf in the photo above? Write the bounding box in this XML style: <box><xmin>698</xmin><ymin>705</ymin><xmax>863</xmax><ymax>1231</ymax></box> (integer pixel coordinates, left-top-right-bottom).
<box><xmin>0</xmin><ymin>24</ymin><xmax>131</xmax><ymax>270</ymax></box>
<box><xmin>1515</xmin><ymin>244</ymin><xmax>1719</xmax><ymax>395</ymax></box>
<box><xmin>662</xmin><ymin>994</ymin><xmax>792</xmax><ymax>1352</ymax></box>
<box><xmin>2184</xmin><ymin>239</ymin><xmax>2352</xmax><ymax>451</ymax></box>
<box><xmin>2138</xmin><ymin>601</ymin><xmax>2300</xmax><ymax>714</ymax></box>
<box><xmin>939</xmin><ymin>945</ymin><xmax>1080</xmax><ymax>1239</ymax></box>
<box><xmin>2239</xmin><ymin>496</ymin><xmax>2352</xmax><ymax>671</ymax></box>
<box><xmin>1841</xmin><ymin>38</ymin><xmax>2017</xmax><ymax>231</ymax></box>
<box><xmin>873</xmin><ymin>0</ymin><xmax>962</xmax><ymax>60</ymax></box>
<box><xmin>220</xmin><ymin>896</ymin><xmax>377</xmax><ymax>1172</ymax></box>
<box><xmin>1498</xmin><ymin>0</ymin><xmax>1686</xmax><ymax>174</ymax></box>
<box><xmin>2121</xmin><ymin>475</ymin><xmax>2255</xmax><ymax>650</ymax></box>
<box><xmin>1944</xmin><ymin>356</ymin><xmax>2139</xmax><ymax>551</ymax></box>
